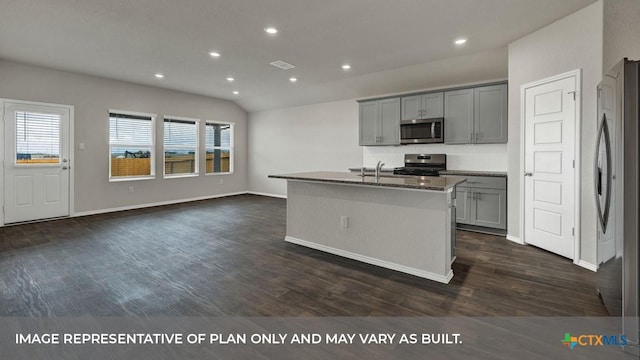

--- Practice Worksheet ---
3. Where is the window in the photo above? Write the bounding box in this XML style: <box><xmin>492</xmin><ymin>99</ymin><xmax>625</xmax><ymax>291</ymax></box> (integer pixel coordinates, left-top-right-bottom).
<box><xmin>109</xmin><ymin>111</ymin><xmax>155</xmax><ymax>180</ymax></box>
<box><xmin>164</xmin><ymin>116</ymin><xmax>199</xmax><ymax>177</ymax></box>
<box><xmin>16</xmin><ymin>111</ymin><xmax>61</xmax><ymax>165</ymax></box>
<box><xmin>205</xmin><ymin>121</ymin><xmax>234</xmax><ymax>174</ymax></box>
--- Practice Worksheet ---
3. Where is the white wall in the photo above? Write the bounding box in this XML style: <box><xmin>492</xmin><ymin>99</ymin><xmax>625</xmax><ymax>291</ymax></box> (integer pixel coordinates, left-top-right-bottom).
<box><xmin>603</xmin><ymin>0</ymin><xmax>640</xmax><ymax>72</ymax></box>
<box><xmin>0</xmin><ymin>60</ymin><xmax>248</xmax><ymax>213</ymax></box>
<box><xmin>507</xmin><ymin>1</ymin><xmax>603</xmax><ymax>264</ymax></box>
<box><xmin>248</xmin><ymin>100</ymin><xmax>361</xmax><ymax>196</ymax></box>
<box><xmin>363</xmin><ymin>144</ymin><xmax>507</xmax><ymax>171</ymax></box>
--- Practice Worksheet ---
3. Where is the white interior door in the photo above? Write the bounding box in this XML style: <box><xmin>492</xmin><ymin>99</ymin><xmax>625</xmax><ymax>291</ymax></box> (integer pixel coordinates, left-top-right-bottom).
<box><xmin>523</xmin><ymin>75</ymin><xmax>577</xmax><ymax>259</ymax></box>
<box><xmin>3</xmin><ymin>100</ymin><xmax>71</xmax><ymax>224</ymax></box>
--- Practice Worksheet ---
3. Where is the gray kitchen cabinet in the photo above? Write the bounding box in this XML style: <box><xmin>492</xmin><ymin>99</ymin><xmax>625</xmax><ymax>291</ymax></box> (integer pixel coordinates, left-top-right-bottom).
<box><xmin>474</xmin><ymin>84</ymin><xmax>508</xmax><ymax>144</ymax></box>
<box><xmin>359</xmin><ymin>98</ymin><xmax>400</xmax><ymax>146</ymax></box>
<box><xmin>471</xmin><ymin>188</ymin><xmax>507</xmax><ymax>229</ymax></box>
<box><xmin>401</xmin><ymin>92</ymin><xmax>443</xmax><ymax>120</ymax></box>
<box><xmin>444</xmin><ymin>84</ymin><xmax>507</xmax><ymax>144</ymax></box>
<box><xmin>444</xmin><ymin>89</ymin><xmax>474</xmax><ymax>144</ymax></box>
<box><xmin>455</xmin><ymin>187</ymin><xmax>471</xmax><ymax>224</ymax></box>
<box><xmin>359</xmin><ymin>101</ymin><xmax>378</xmax><ymax>145</ymax></box>
<box><xmin>452</xmin><ymin>175</ymin><xmax>507</xmax><ymax>230</ymax></box>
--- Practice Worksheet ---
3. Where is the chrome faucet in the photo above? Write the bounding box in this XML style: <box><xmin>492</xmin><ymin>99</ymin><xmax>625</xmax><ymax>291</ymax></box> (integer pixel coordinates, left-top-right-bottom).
<box><xmin>375</xmin><ymin>160</ymin><xmax>385</xmax><ymax>180</ymax></box>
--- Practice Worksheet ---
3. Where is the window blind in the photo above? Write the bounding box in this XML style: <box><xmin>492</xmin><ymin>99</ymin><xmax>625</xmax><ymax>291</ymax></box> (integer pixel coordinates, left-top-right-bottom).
<box><xmin>205</xmin><ymin>122</ymin><xmax>233</xmax><ymax>173</ymax></box>
<box><xmin>109</xmin><ymin>112</ymin><xmax>154</xmax><ymax>178</ymax></box>
<box><xmin>15</xmin><ymin>111</ymin><xmax>61</xmax><ymax>164</ymax></box>
<box><xmin>164</xmin><ymin>118</ymin><xmax>198</xmax><ymax>176</ymax></box>
<box><xmin>164</xmin><ymin>118</ymin><xmax>197</xmax><ymax>146</ymax></box>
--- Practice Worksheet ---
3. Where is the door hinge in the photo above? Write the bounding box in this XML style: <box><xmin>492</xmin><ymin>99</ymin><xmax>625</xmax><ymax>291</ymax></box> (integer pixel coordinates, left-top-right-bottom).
<box><xmin>572</xmin><ymin>160</ymin><xmax>575</xmax><ymax>168</ymax></box>
<box><xmin>572</xmin><ymin>228</ymin><xmax>575</xmax><ymax>236</ymax></box>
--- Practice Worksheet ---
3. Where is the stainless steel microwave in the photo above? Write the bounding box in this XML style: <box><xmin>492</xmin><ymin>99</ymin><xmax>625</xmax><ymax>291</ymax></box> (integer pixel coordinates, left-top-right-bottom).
<box><xmin>400</xmin><ymin>118</ymin><xmax>444</xmax><ymax>144</ymax></box>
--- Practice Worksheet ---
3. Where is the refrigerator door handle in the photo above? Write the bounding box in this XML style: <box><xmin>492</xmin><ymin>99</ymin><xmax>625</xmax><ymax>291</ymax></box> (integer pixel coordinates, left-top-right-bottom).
<box><xmin>594</xmin><ymin>113</ymin><xmax>612</xmax><ymax>232</ymax></box>
<box><xmin>597</xmin><ymin>167</ymin><xmax>602</xmax><ymax>195</ymax></box>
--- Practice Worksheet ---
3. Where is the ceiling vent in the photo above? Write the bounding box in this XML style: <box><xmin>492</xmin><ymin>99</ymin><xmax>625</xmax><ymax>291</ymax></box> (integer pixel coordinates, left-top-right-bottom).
<box><xmin>270</xmin><ymin>60</ymin><xmax>296</xmax><ymax>70</ymax></box>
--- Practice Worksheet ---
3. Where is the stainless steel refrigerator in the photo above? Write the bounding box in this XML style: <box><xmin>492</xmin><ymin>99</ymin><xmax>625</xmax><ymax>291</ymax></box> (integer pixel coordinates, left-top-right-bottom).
<box><xmin>596</xmin><ymin>58</ymin><xmax>639</xmax><ymax>356</ymax></box>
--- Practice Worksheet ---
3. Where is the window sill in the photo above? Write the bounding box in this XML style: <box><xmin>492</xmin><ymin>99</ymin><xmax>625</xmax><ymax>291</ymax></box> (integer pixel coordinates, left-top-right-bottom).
<box><xmin>206</xmin><ymin>172</ymin><xmax>234</xmax><ymax>176</ymax></box>
<box><xmin>109</xmin><ymin>176</ymin><xmax>155</xmax><ymax>182</ymax></box>
<box><xmin>163</xmin><ymin>173</ymin><xmax>200</xmax><ymax>179</ymax></box>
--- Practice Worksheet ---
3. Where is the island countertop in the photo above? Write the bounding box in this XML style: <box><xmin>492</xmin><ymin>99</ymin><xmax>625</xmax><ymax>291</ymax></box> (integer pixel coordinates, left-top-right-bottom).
<box><xmin>269</xmin><ymin>171</ymin><xmax>466</xmax><ymax>191</ymax></box>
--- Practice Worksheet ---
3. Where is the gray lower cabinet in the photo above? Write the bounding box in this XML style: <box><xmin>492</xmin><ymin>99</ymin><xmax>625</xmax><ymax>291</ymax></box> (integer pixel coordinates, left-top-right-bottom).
<box><xmin>359</xmin><ymin>98</ymin><xmax>400</xmax><ymax>146</ymax></box>
<box><xmin>454</xmin><ymin>176</ymin><xmax>507</xmax><ymax>230</ymax></box>
<box><xmin>401</xmin><ymin>92</ymin><xmax>444</xmax><ymax>120</ymax></box>
<box><xmin>444</xmin><ymin>84</ymin><xmax>507</xmax><ymax>144</ymax></box>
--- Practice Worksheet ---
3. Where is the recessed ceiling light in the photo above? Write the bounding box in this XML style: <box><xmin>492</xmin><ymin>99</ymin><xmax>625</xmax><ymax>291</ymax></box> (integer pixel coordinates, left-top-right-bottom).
<box><xmin>264</xmin><ymin>27</ymin><xmax>278</xmax><ymax>35</ymax></box>
<box><xmin>341</xmin><ymin>64</ymin><xmax>351</xmax><ymax>70</ymax></box>
<box><xmin>289</xmin><ymin>77</ymin><xmax>297</xmax><ymax>83</ymax></box>
<box><xmin>154</xmin><ymin>73</ymin><xmax>164</xmax><ymax>79</ymax></box>
<box><xmin>226</xmin><ymin>77</ymin><xmax>235</xmax><ymax>82</ymax></box>
<box><xmin>232</xmin><ymin>91</ymin><xmax>239</xmax><ymax>95</ymax></box>
<box><xmin>209</xmin><ymin>51</ymin><xmax>221</xmax><ymax>58</ymax></box>
<box><xmin>454</xmin><ymin>38</ymin><xmax>467</xmax><ymax>45</ymax></box>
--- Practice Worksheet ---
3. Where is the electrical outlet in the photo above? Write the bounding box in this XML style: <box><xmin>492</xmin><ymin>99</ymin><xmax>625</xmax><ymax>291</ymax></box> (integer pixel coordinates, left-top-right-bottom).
<box><xmin>340</xmin><ymin>216</ymin><xmax>349</xmax><ymax>228</ymax></box>
<box><xmin>128</xmin><ymin>186</ymin><xmax>134</xmax><ymax>193</ymax></box>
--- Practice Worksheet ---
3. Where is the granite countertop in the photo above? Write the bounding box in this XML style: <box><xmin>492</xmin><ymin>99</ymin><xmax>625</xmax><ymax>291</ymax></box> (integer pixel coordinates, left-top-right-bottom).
<box><xmin>269</xmin><ymin>171</ymin><xmax>466</xmax><ymax>191</ymax></box>
<box><xmin>438</xmin><ymin>170</ymin><xmax>507</xmax><ymax>177</ymax></box>
<box><xmin>348</xmin><ymin>167</ymin><xmax>395</xmax><ymax>173</ymax></box>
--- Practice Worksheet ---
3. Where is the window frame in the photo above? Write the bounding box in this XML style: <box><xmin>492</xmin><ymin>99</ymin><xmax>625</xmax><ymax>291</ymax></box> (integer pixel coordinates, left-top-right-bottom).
<box><xmin>163</xmin><ymin>115</ymin><xmax>200</xmax><ymax>179</ymax></box>
<box><xmin>108</xmin><ymin>109</ymin><xmax>156</xmax><ymax>182</ymax></box>
<box><xmin>204</xmin><ymin>120</ymin><xmax>235</xmax><ymax>175</ymax></box>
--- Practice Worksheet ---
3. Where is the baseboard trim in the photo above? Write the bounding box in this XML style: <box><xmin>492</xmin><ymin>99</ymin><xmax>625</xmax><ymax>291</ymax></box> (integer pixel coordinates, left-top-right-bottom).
<box><xmin>73</xmin><ymin>191</ymin><xmax>249</xmax><ymax>217</ymax></box>
<box><xmin>285</xmin><ymin>236</ymin><xmax>453</xmax><ymax>284</ymax></box>
<box><xmin>575</xmin><ymin>259</ymin><xmax>597</xmax><ymax>272</ymax></box>
<box><xmin>506</xmin><ymin>235</ymin><xmax>523</xmax><ymax>244</ymax></box>
<box><xmin>247</xmin><ymin>191</ymin><xmax>287</xmax><ymax>199</ymax></box>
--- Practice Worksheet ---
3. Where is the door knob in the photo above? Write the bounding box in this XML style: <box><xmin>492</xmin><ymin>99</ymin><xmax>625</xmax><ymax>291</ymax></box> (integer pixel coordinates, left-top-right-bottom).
<box><xmin>62</xmin><ymin>166</ymin><xmax>69</xmax><ymax>170</ymax></box>
<box><xmin>524</xmin><ymin>172</ymin><xmax>533</xmax><ymax>176</ymax></box>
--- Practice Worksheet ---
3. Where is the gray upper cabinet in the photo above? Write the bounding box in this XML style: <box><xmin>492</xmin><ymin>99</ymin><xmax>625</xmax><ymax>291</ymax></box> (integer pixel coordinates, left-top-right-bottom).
<box><xmin>444</xmin><ymin>84</ymin><xmax>507</xmax><ymax>144</ymax></box>
<box><xmin>359</xmin><ymin>82</ymin><xmax>506</xmax><ymax>146</ymax></box>
<box><xmin>444</xmin><ymin>89</ymin><xmax>474</xmax><ymax>144</ymax></box>
<box><xmin>359</xmin><ymin>98</ymin><xmax>400</xmax><ymax>146</ymax></box>
<box><xmin>359</xmin><ymin>101</ymin><xmax>378</xmax><ymax>145</ymax></box>
<box><xmin>401</xmin><ymin>93</ymin><xmax>444</xmax><ymax>121</ymax></box>
<box><xmin>474</xmin><ymin>84</ymin><xmax>508</xmax><ymax>144</ymax></box>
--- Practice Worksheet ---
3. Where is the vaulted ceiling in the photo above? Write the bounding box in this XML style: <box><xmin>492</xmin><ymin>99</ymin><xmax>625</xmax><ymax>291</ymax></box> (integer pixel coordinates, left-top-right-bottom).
<box><xmin>0</xmin><ymin>0</ymin><xmax>596</xmax><ymax>112</ymax></box>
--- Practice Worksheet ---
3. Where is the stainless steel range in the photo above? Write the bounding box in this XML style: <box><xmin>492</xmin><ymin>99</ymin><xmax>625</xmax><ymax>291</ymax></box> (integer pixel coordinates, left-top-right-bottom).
<box><xmin>394</xmin><ymin>154</ymin><xmax>446</xmax><ymax>176</ymax></box>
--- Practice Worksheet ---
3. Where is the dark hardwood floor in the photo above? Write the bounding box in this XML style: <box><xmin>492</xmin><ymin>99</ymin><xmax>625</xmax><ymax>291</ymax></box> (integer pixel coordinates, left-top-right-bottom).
<box><xmin>0</xmin><ymin>194</ymin><xmax>608</xmax><ymax>317</ymax></box>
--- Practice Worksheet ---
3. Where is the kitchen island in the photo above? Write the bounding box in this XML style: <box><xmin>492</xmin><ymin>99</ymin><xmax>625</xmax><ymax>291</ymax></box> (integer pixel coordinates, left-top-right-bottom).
<box><xmin>268</xmin><ymin>171</ymin><xmax>466</xmax><ymax>283</ymax></box>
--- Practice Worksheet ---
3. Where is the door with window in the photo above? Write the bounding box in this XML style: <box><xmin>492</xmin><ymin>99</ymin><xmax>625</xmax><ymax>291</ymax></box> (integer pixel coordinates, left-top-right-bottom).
<box><xmin>3</xmin><ymin>100</ymin><xmax>71</xmax><ymax>224</ymax></box>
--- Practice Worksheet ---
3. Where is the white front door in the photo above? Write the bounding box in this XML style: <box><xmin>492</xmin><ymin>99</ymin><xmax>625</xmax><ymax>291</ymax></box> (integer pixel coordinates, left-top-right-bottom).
<box><xmin>523</xmin><ymin>74</ymin><xmax>577</xmax><ymax>259</ymax></box>
<box><xmin>3</xmin><ymin>100</ymin><xmax>71</xmax><ymax>224</ymax></box>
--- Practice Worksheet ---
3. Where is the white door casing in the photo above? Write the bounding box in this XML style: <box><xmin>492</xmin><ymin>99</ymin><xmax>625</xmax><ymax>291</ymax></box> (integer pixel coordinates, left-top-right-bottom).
<box><xmin>522</xmin><ymin>71</ymin><xmax>579</xmax><ymax>260</ymax></box>
<box><xmin>2</xmin><ymin>100</ymin><xmax>73</xmax><ymax>224</ymax></box>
